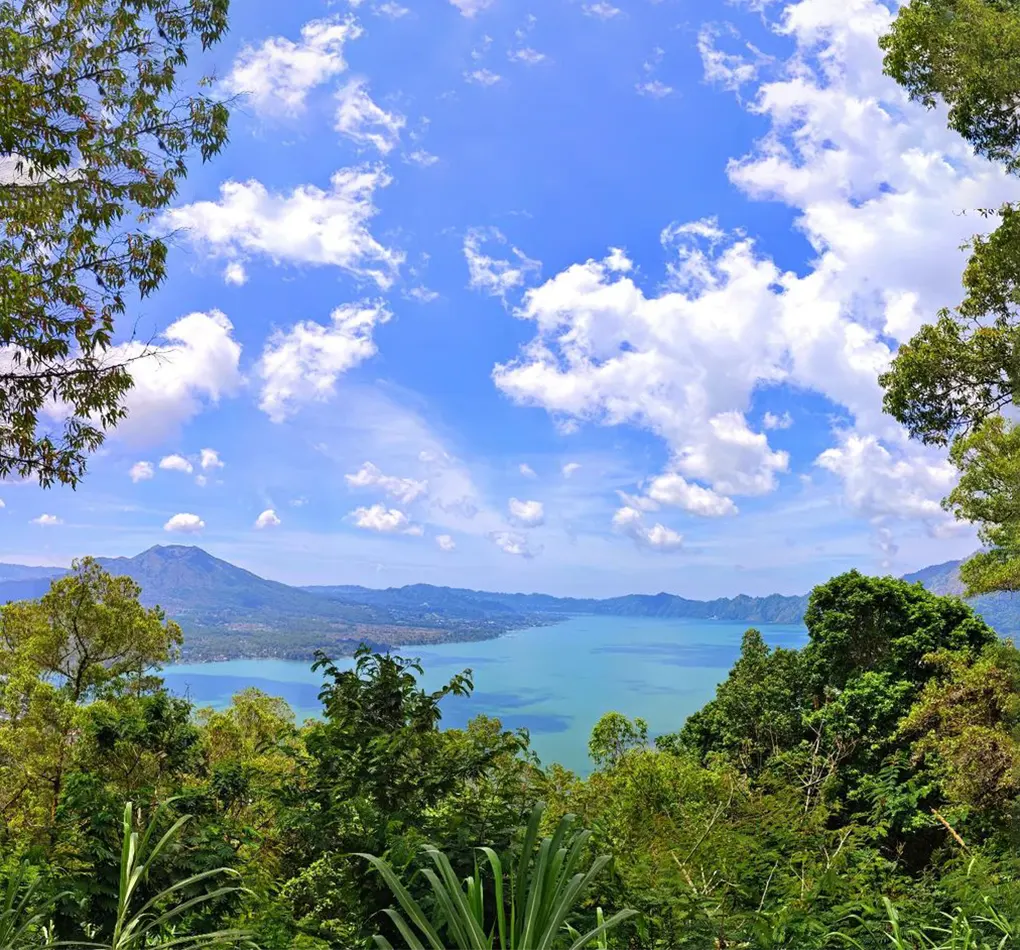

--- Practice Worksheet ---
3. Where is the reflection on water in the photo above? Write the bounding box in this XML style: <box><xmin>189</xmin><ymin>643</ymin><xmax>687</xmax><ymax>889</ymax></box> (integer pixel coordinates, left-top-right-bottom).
<box><xmin>164</xmin><ymin>615</ymin><xmax>807</xmax><ymax>775</ymax></box>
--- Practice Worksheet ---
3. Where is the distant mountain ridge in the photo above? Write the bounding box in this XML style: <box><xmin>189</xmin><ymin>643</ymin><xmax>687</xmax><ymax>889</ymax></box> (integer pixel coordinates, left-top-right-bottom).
<box><xmin>305</xmin><ymin>584</ymin><xmax>810</xmax><ymax>624</ymax></box>
<box><xmin>0</xmin><ymin>546</ymin><xmax>1017</xmax><ymax>659</ymax></box>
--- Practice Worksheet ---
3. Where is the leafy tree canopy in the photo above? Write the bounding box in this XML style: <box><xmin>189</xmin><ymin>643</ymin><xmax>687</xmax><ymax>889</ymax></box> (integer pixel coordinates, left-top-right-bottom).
<box><xmin>0</xmin><ymin>0</ymin><xmax>230</xmax><ymax>487</ymax></box>
<box><xmin>880</xmin><ymin>0</ymin><xmax>1020</xmax><ymax>595</ymax></box>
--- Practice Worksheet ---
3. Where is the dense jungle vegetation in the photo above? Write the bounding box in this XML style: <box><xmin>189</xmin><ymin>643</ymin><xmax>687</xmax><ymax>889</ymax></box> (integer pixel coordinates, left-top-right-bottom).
<box><xmin>10</xmin><ymin>0</ymin><xmax>1020</xmax><ymax>945</ymax></box>
<box><xmin>2</xmin><ymin>560</ymin><xmax>1020</xmax><ymax>948</ymax></box>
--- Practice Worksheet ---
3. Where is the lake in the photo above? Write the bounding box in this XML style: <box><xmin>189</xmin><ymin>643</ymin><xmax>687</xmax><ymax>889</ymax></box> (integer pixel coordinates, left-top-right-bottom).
<box><xmin>163</xmin><ymin>615</ymin><xmax>807</xmax><ymax>774</ymax></box>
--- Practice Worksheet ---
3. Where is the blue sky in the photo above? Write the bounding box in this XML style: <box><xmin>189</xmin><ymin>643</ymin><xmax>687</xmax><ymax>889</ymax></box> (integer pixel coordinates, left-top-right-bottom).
<box><xmin>3</xmin><ymin>0</ymin><xmax>1019</xmax><ymax>597</ymax></box>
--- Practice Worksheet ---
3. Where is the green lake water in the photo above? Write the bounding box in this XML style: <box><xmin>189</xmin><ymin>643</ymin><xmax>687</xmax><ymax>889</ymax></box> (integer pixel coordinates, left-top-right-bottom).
<box><xmin>163</xmin><ymin>615</ymin><xmax>807</xmax><ymax>775</ymax></box>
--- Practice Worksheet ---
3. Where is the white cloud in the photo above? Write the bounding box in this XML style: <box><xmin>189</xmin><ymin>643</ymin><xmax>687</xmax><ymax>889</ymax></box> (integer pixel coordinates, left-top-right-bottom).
<box><xmin>159</xmin><ymin>454</ymin><xmax>193</xmax><ymax>474</ymax></box>
<box><xmin>583</xmin><ymin>2</ymin><xmax>621</xmax><ymax>19</ymax></box>
<box><xmin>345</xmin><ymin>461</ymin><xmax>427</xmax><ymax>503</ymax></box>
<box><xmin>562</xmin><ymin>462</ymin><xmax>582</xmax><ymax>478</ymax></box>
<box><xmin>509</xmin><ymin>47</ymin><xmax>546</xmax><ymax>64</ymax></box>
<box><xmin>255</xmin><ymin>509</ymin><xmax>281</xmax><ymax>529</ymax></box>
<box><xmin>464</xmin><ymin>227</ymin><xmax>540</xmax><ymax>299</ymax></box>
<box><xmin>32</xmin><ymin>514</ymin><xmax>62</xmax><ymax>526</ymax></box>
<box><xmin>508</xmin><ymin>497</ymin><xmax>544</xmax><ymax>526</ymax></box>
<box><xmin>376</xmin><ymin>2</ymin><xmax>410</xmax><ymax>17</ymax></box>
<box><xmin>763</xmin><ymin>410</ymin><xmax>793</xmax><ymax>430</ymax></box>
<box><xmin>450</xmin><ymin>0</ymin><xmax>493</xmax><ymax>16</ymax></box>
<box><xmin>258</xmin><ymin>302</ymin><xmax>391</xmax><ymax>422</ymax></box>
<box><xmin>200</xmin><ymin>448</ymin><xmax>224</xmax><ymax>470</ymax></box>
<box><xmin>161</xmin><ymin>168</ymin><xmax>402</xmax><ymax>289</ymax></box>
<box><xmin>195</xmin><ymin>475</ymin><xmax>208</xmax><ymax>487</ymax></box>
<box><xmin>612</xmin><ymin>506</ymin><xmax>683</xmax><ymax>550</ymax></box>
<box><xmin>519</xmin><ymin>463</ymin><xmax>536</xmax><ymax>478</ymax></box>
<box><xmin>636</xmin><ymin>80</ymin><xmax>673</xmax><ymax>98</ymax></box>
<box><xmin>436</xmin><ymin>533</ymin><xmax>456</xmax><ymax>551</ymax></box>
<box><xmin>129</xmin><ymin>461</ymin><xmax>154</xmax><ymax>483</ymax></box>
<box><xmin>490</xmin><ymin>530</ymin><xmax>535</xmax><ymax>557</ymax></box>
<box><xmin>465</xmin><ymin>68</ymin><xmax>502</xmax><ymax>86</ymax></box>
<box><xmin>405</xmin><ymin>149</ymin><xmax>439</xmax><ymax>167</ymax></box>
<box><xmin>350</xmin><ymin>504</ymin><xmax>421</xmax><ymax>534</ymax></box>
<box><xmin>223</xmin><ymin>261</ymin><xmax>248</xmax><ymax>286</ymax></box>
<box><xmin>646</xmin><ymin>473</ymin><xmax>739</xmax><ymax>517</ymax></box>
<box><xmin>493</xmin><ymin>0</ymin><xmax>1020</xmax><ymax>536</ymax></box>
<box><xmin>164</xmin><ymin>513</ymin><xmax>205</xmax><ymax>533</ymax></box>
<box><xmin>405</xmin><ymin>285</ymin><xmax>440</xmax><ymax>302</ymax></box>
<box><xmin>0</xmin><ymin>499</ymin><xmax>5</xmax><ymax>509</ymax></box>
<box><xmin>221</xmin><ymin>16</ymin><xmax>360</xmax><ymax>117</ymax></box>
<box><xmin>815</xmin><ymin>433</ymin><xmax>955</xmax><ymax>527</ymax></box>
<box><xmin>493</xmin><ymin>244</ymin><xmax>790</xmax><ymax>506</ymax></box>
<box><xmin>86</xmin><ymin>311</ymin><xmax>242</xmax><ymax>445</ymax></box>
<box><xmin>335</xmin><ymin>78</ymin><xmax>406</xmax><ymax>154</ymax></box>
<box><xmin>697</xmin><ymin>24</ymin><xmax>771</xmax><ymax>94</ymax></box>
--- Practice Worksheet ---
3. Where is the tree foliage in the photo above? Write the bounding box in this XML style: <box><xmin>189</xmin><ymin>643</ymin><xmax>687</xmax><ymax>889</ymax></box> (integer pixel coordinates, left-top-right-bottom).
<box><xmin>879</xmin><ymin>0</ymin><xmax>1020</xmax><ymax>594</ymax></box>
<box><xmin>2</xmin><ymin>566</ymin><xmax>1020</xmax><ymax>948</ymax></box>
<box><xmin>0</xmin><ymin>0</ymin><xmax>230</xmax><ymax>487</ymax></box>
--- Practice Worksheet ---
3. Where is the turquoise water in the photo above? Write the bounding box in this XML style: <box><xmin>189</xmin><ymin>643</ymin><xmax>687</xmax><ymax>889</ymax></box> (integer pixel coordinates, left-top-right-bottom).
<box><xmin>163</xmin><ymin>615</ymin><xmax>807</xmax><ymax>774</ymax></box>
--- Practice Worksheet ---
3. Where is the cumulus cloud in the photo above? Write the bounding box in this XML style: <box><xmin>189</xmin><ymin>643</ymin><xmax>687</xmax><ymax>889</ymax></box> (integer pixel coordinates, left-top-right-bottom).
<box><xmin>258</xmin><ymin>302</ymin><xmax>391</xmax><ymax>422</ymax></box>
<box><xmin>405</xmin><ymin>150</ymin><xmax>439</xmax><ymax>168</ymax></box>
<box><xmin>583</xmin><ymin>2</ymin><xmax>620</xmax><ymax>19</ymax></box>
<box><xmin>223</xmin><ymin>262</ymin><xmax>248</xmax><ymax>286</ymax></box>
<box><xmin>646</xmin><ymin>473</ymin><xmax>739</xmax><ymax>517</ymax></box>
<box><xmin>164</xmin><ymin>513</ymin><xmax>204</xmax><ymax>533</ymax></box>
<box><xmin>763</xmin><ymin>411</ymin><xmax>793</xmax><ymax>430</ymax></box>
<box><xmin>200</xmin><ymin>448</ymin><xmax>224</xmax><ymax>470</ymax></box>
<box><xmin>464</xmin><ymin>227</ymin><xmax>540</xmax><ymax>299</ymax></box>
<box><xmin>335</xmin><ymin>78</ymin><xmax>406</xmax><ymax>154</ymax></box>
<box><xmin>450</xmin><ymin>0</ymin><xmax>493</xmax><ymax>16</ymax></box>
<box><xmin>465</xmin><ymin>68</ymin><xmax>502</xmax><ymax>86</ymax></box>
<box><xmin>493</xmin><ymin>0</ymin><xmax>1020</xmax><ymax>536</ymax></box>
<box><xmin>508</xmin><ymin>497</ymin><xmax>544</xmax><ymax>526</ymax></box>
<box><xmin>509</xmin><ymin>48</ymin><xmax>546</xmax><ymax>64</ymax></box>
<box><xmin>493</xmin><ymin>244</ymin><xmax>790</xmax><ymax>509</ymax></box>
<box><xmin>161</xmin><ymin>168</ymin><xmax>402</xmax><ymax>288</ymax></box>
<box><xmin>612</xmin><ymin>506</ymin><xmax>683</xmax><ymax>550</ymax></box>
<box><xmin>32</xmin><ymin>514</ymin><xmax>62</xmax><ymax>526</ymax></box>
<box><xmin>376</xmin><ymin>2</ymin><xmax>410</xmax><ymax>17</ymax></box>
<box><xmin>350</xmin><ymin>504</ymin><xmax>422</xmax><ymax>534</ymax></box>
<box><xmin>490</xmin><ymin>530</ymin><xmax>536</xmax><ymax>557</ymax></box>
<box><xmin>221</xmin><ymin>16</ymin><xmax>360</xmax><ymax>116</ymax></box>
<box><xmin>436</xmin><ymin>533</ymin><xmax>456</xmax><ymax>551</ymax></box>
<box><xmin>815</xmin><ymin>433</ymin><xmax>955</xmax><ymax>525</ymax></box>
<box><xmin>519</xmin><ymin>463</ymin><xmax>536</xmax><ymax>478</ymax></box>
<box><xmin>562</xmin><ymin>462</ymin><xmax>581</xmax><ymax>478</ymax></box>
<box><xmin>129</xmin><ymin>461</ymin><xmax>154</xmax><ymax>483</ymax></box>
<box><xmin>636</xmin><ymin>80</ymin><xmax>673</xmax><ymax>99</ymax></box>
<box><xmin>81</xmin><ymin>311</ymin><xmax>242</xmax><ymax>445</ymax></box>
<box><xmin>255</xmin><ymin>509</ymin><xmax>281</xmax><ymax>529</ymax></box>
<box><xmin>345</xmin><ymin>461</ymin><xmax>427</xmax><ymax>503</ymax></box>
<box><xmin>697</xmin><ymin>24</ymin><xmax>771</xmax><ymax>94</ymax></box>
<box><xmin>159</xmin><ymin>454</ymin><xmax>193</xmax><ymax>474</ymax></box>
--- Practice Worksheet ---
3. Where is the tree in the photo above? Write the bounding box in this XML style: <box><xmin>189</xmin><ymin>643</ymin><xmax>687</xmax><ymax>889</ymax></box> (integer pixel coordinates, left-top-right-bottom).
<box><xmin>667</xmin><ymin>629</ymin><xmax>805</xmax><ymax>774</ymax></box>
<box><xmin>588</xmin><ymin>712</ymin><xmax>648</xmax><ymax>770</ymax></box>
<box><xmin>1</xmin><ymin>0</ymin><xmax>230</xmax><ymax>487</ymax></box>
<box><xmin>278</xmin><ymin>648</ymin><xmax>537</xmax><ymax>946</ymax></box>
<box><xmin>0</xmin><ymin>559</ymin><xmax>181</xmax><ymax>842</ymax></box>
<box><xmin>879</xmin><ymin>0</ymin><xmax>1020</xmax><ymax>593</ymax></box>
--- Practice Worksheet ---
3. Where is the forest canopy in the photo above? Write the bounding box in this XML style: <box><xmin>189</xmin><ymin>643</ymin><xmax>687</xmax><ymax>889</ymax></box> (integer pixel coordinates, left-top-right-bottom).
<box><xmin>1</xmin><ymin>561</ymin><xmax>1019</xmax><ymax>948</ymax></box>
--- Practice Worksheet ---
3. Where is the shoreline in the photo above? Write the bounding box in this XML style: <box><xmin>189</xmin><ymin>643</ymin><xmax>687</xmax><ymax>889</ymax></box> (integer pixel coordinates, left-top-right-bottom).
<box><xmin>173</xmin><ymin>614</ymin><xmax>567</xmax><ymax>665</ymax></box>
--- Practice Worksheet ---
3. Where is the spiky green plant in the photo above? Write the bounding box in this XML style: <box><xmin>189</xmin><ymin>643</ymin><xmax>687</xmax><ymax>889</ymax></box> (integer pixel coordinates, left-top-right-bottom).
<box><xmin>0</xmin><ymin>802</ymin><xmax>254</xmax><ymax>950</ymax></box>
<box><xmin>832</xmin><ymin>896</ymin><xmax>1015</xmax><ymax>950</ymax></box>
<box><xmin>360</xmin><ymin>803</ymin><xmax>637</xmax><ymax>950</ymax></box>
<box><xmin>97</xmin><ymin>801</ymin><xmax>254</xmax><ymax>950</ymax></box>
<box><xmin>0</xmin><ymin>863</ymin><xmax>65</xmax><ymax>949</ymax></box>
